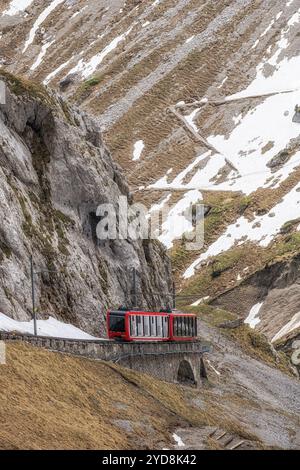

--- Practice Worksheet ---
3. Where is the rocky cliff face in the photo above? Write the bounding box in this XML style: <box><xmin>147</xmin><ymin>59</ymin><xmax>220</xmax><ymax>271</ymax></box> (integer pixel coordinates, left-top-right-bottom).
<box><xmin>212</xmin><ymin>253</ymin><xmax>300</xmax><ymax>342</ymax></box>
<box><xmin>0</xmin><ymin>71</ymin><xmax>172</xmax><ymax>335</ymax></box>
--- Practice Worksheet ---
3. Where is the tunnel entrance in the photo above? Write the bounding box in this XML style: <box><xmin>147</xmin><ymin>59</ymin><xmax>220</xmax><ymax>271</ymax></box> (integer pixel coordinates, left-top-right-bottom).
<box><xmin>177</xmin><ymin>360</ymin><xmax>196</xmax><ymax>386</ymax></box>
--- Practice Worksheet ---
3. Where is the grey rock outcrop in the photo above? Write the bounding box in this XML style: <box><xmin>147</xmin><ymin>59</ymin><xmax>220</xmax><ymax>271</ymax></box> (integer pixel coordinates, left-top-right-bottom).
<box><xmin>0</xmin><ymin>72</ymin><xmax>172</xmax><ymax>335</ymax></box>
<box><xmin>212</xmin><ymin>254</ymin><xmax>300</xmax><ymax>343</ymax></box>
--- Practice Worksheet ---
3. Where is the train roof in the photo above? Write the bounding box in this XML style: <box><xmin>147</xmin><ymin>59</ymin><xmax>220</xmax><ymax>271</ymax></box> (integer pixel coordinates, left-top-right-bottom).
<box><xmin>108</xmin><ymin>309</ymin><xmax>196</xmax><ymax>316</ymax></box>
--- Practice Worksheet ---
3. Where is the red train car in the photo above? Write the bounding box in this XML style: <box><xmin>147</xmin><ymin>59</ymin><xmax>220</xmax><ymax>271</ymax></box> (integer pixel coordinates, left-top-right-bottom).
<box><xmin>107</xmin><ymin>309</ymin><xmax>197</xmax><ymax>342</ymax></box>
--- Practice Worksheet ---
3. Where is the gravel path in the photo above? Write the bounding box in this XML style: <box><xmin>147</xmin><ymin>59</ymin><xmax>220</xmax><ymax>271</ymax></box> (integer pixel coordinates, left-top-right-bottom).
<box><xmin>192</xmin><ymin>320</ymin><xmax>300</xmax><ymax>449</ymax></box>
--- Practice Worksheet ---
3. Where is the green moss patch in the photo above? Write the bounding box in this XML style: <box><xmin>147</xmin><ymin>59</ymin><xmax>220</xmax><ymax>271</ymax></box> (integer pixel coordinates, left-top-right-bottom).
<box><xmin>0</xmin><ymin>69</ymin><xmax>56</xmax><ymax>108</ymax></box>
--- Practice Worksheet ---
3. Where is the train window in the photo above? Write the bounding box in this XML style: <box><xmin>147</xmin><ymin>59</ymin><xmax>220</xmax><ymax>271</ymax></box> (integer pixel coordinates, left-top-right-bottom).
<box><xmin>172</xmin><ymin>316</ymin><xmax>196</xmax><ymax>337</ymax></box>
<box><xmin>136</xmin><ymin>316</ymin><xmax>142</xmax><ymax>336</ymax></box>
<box><xmin>144</xmin><ymin>316</ymin><xmax>150</xmax><ymax>336</ymax></box>
<box><xmin>157</xmin><ymin>316</ymin><xmax>162</xmax><ymax>337</ymax></box>
<box><xmin>109</xmin><ymin>314</ymin><xmax>125</xmax><ymax>332</ymax></box>
<box><xmin>150</xmin><ymin>316</ymin><xmax>156</xmax><ymax>336</ymax></box>
<box><xmin>179</xmin><ymin>317</ymin><xmax>183</xmax><ymax>336</ymax></box>
<box><xmin>130</xmin><ymin>316</ymin><xmax>136</xmax><ymax>336</ymax></box>
<box><xmin>178</xmin><ymin>317</ymin><xmax>182</xmax><ymax>336</ymax></box>
<box><xmin>162</xmin><ymin>316</ymin><xmax>168</xmax><ymax>337</ymax></box>
<box><xmin>177</xmin><ymin>317</ymin><xmax>181</xmax><ymax>336</ymax></box>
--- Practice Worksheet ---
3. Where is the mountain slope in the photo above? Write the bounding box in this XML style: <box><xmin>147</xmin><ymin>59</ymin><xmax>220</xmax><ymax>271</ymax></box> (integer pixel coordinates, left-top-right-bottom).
<box><xmin>1</xmin><ymin>328</ymin><xmax>299</xmax><ymax>449</ymax></box>
<box><xmin>1</xmin><ymin>1</ymin><xmax>300</xmax><ymax>345</ymax></box>
<box><xmin>0</xmin><ymin>71</ymin><xmax>171</xmax><ymax>334</ymax></box>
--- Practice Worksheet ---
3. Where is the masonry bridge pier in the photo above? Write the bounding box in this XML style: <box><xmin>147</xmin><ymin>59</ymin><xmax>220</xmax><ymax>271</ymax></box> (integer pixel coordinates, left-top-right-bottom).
<box><xmin>0</xmin><ymin>332</ymin><xmax>210</xmax><ymax>387</ymax></box>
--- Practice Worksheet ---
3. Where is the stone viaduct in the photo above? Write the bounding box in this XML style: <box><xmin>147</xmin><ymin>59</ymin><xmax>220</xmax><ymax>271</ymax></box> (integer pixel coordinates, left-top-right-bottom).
<box><xmin>0</xmin><ymin>331</ymin><xmax>210</xmax><ymax>387</ymax></box>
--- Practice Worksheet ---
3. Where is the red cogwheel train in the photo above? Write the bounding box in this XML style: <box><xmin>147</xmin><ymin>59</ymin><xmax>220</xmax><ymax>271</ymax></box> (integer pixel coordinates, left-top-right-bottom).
<box><xmin>107</xmin><ymin>309</ymin><xmax>197</xmax><ymax>342</ymax></box>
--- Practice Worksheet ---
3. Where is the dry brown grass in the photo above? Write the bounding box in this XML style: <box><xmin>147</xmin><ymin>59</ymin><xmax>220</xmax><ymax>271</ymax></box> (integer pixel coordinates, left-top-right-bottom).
<box><xmin>0</xmin><ymin>341</ymin><xmax>266</xmax><ymax>450</ymax></box>
<box><xmin>0</xmin><ymin>342</ymin><xmax>193</xmax><ymax>450</ymax></box>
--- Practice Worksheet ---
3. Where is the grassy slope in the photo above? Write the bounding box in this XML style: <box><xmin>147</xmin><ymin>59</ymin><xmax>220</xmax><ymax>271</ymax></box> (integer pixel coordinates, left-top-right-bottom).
<box><xmin>173</xmin><ymin>180</ymin><xmax>300</xmax><ymax>303</ymax></box>
<box><xmin>0</xmin><ymin>342</ymin><xmax>193</xmax><ymax>450</ymax></box>
<box><xmin>185</xmin><ymin>304</ymin><xmax>293</xmax><ymax>377</ymax></box>
<box><xmin>0</xmin><ymin>341</ymin><xmax>269</xmax><ymax>450</ymax></box>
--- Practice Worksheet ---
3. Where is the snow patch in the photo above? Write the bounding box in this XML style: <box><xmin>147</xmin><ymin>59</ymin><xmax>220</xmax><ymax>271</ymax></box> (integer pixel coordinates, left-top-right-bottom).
<box><xmin>186</xmin><ymin>35</ymin><xmax>195</xmax><ymax>44</ymax></box>
<box><xmin>132</xmin><ymin>140</ymin><xmax>145</xmax><ymax>161</ymax></box>
<box><xmin>190</xmin><ymin>296</ymin><xmax>209</xmax><ymax>307</ymax></box>
<box><xmin>2</xmin><ymin>0</ymin><xmax>33</xmax><ymax>16</ymax></box>
<box><xmin>158</xmin><ymin>189</ymin><xmax>203</xmax><ymax>249</ymax></box>
<box><xmin>69</xmin><ymin>27</ymin><xmax>132</xmax><ymax>79</ymax></box>
<box><xmin>0</xmin><ymin>312</ymin><xmax>99</xmax><ymax>340</ymax></box>
<box><xmin>43</xmin><ymin>58</ymin><xmax>71</xmax><ymax>84</ymax></box>
<box><xmin>230</xmin><ymin>9</ymin><xmax>300</xmax><ymax>98</ymax></box>
<box><xmin>207</xmin><ymin>359</ymin><xmax>221</xmax><ymax>376</ymax></box>
<box><xmin>173</xmin><ymin>433</ymin><xmax>185</xmax><ymax>447</ymax></box>
<box><xmin>31</xmin><ymin>40</ymin><xmax>54</xmax><ymax>71</ymax></box>
<box><xmin>22</xmin><ymin>0</ymin><xmax>65</xmax><ymax>53</ymax></box>
<box><xmin>217</xmin><ymin>76</ymin><xmax>228</xmax><ymax>88</ymax></box>
<box><xmin>245</xmin><ymin>303</ymin><xmax>263</xmax><ymax>329</ymax></box>
<box><xmin>272</xmin><ymin>311</ymin><xmax>300</xmax><ymax>342</ymax></box>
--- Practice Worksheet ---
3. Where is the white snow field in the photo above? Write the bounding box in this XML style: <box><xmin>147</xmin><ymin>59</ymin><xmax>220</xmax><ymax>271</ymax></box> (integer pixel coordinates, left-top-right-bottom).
<box><xmin>158</xmin><ymin>189</ymin><xmax>203</xmax><ymax>249</ymax></box>
<box><xmin>148</xmin><ymin>7</ymin><xmax>300</xmax><ymax>260</ymax></box>
<box><xmin>0</xmin><ymin>312</ymin><xmax>99</xmax><ymax>340</ymax></box>
<box><xmin>2</xmin><ymin>0</ymin><xmax>34</xmax><ymax>17</ymax></box>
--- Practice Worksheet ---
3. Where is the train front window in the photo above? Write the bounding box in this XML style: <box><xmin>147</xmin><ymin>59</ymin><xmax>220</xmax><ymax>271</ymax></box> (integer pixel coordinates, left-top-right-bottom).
<box><xmin>187</xmin><ymin>317</ymin><xmax>191</xmax><ymax>336</ymax></box>
<box><xmin>109</xmin><ymin>314</ymin><xmax>125</xmax><ymax>332</ymax></box>
<box><xmin>173</xmin><ymin>316</ymin><xmax>196</xmax><ymax>337</ymax></box>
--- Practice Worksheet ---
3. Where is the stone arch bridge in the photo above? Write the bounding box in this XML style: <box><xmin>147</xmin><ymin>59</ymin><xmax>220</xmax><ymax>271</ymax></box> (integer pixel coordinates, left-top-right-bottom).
<box><xmin>0</xmin><ymin>332</ymin><xmax>210</xmax><ymax>387</ymax></box>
